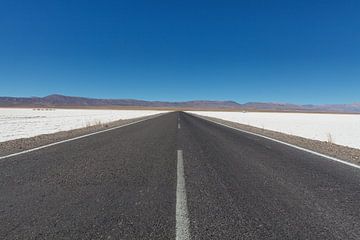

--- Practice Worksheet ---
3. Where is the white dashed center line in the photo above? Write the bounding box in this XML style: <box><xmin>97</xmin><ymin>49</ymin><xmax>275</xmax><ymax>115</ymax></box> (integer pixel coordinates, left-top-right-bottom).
<box><xmin>176</xmin><ymin>150</ymin><xmax>190</xmax><ymax>240</ymax></box>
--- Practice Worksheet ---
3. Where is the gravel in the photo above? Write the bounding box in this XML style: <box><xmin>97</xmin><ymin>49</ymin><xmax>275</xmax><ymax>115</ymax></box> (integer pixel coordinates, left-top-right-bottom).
<box><xmin>0</xmin><ymin>113</ymin><xmax>163</xmax><ymax>157</ymax></box>
<box><xmin>2</xmin><ymin>111</ymin><xmax>359</xmax><ymax>167</ymax></box>
<box><xmin>195</xmin><ymin>114</ymin><xmax>360</xmax><ymax>166</ymax></box>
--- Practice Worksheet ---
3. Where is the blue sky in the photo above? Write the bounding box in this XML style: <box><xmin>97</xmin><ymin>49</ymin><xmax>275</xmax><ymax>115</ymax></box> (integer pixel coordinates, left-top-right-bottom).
<box><xmin>0</xmin><ymin>0</ymin><xmax>359</xmax><ymax>104</ymax></box>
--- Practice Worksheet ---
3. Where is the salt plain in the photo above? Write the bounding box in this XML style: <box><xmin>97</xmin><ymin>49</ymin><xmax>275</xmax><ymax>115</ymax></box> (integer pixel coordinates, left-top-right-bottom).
<box><xmin>188</xmin><ymin>111</ymin><xmax>360</xmax><ymax>149</ymax></box>
<box><xmin>0</xmin><ymin>108</ymin><xmax>165</xmax><ymax>142</ymax></box>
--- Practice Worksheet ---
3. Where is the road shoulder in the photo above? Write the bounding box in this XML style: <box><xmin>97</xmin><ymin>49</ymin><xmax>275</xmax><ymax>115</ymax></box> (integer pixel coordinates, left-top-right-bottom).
<box><xmin>190</xmin><ymin>113</ymin><xmax>360</xmax><ymax>166</ymax></box>
<box><xmin>0</xmin><ymin>113</ymin><xmax>164</xmax><ymax>158</ymax></box>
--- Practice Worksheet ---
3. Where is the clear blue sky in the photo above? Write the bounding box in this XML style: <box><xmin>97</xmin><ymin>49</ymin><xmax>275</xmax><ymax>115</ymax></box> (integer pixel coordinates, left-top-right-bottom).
<box><xmin>1</xmin><ymin>0</ymin><xmax>359</xmax><ymax>104</ymax></box>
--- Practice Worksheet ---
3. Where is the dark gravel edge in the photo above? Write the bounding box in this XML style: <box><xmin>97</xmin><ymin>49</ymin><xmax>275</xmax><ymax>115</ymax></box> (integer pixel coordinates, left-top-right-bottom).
<box><xmin>192</xmin><ymin>114</ymin><xmax>360</xmax><ymax>166</ymax></box>
<box><xmin>0</xmin><ymin>113</ymin><xmax>164</xmax><ymax>157</ymax></box>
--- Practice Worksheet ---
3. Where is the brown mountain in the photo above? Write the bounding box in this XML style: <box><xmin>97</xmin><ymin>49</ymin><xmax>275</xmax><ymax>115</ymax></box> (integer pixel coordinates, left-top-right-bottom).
<box><xmin>0</xmin><ymin>94</ymin><xmax>242</xmax><ymax>109</ymax></box>
<box><xmin>0</xmin><ymin>94</ymin><xmax>359</xmax><ymax>113</ymax></box>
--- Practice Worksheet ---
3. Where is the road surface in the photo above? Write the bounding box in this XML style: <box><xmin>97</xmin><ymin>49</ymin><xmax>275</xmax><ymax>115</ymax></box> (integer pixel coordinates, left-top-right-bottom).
<box><xmin>0</xmin><ymin>112</ymin><xmax>359</xmax><ymax>239</ymax></box>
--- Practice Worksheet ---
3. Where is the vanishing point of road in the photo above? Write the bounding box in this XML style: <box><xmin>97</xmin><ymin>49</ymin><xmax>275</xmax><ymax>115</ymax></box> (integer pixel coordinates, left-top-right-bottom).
<box><xmin>0</xmin><ymin>112</ymin><xmax>359</xmax><ymax>239</ymax></box>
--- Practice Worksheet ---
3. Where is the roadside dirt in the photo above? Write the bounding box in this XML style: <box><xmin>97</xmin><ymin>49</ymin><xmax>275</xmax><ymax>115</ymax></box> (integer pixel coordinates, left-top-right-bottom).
<box><xmin>0</xmin><ymin>114</ymin><xmax>162</xmax><ymax>157</ymax></box>
<box><xmin>196</xmin><ymin>114</ymin><xmax>360</xmax><ymax>166</ymax></box>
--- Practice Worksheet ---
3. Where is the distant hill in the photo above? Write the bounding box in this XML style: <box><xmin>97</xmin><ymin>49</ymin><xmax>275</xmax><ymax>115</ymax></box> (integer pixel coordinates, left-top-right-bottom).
<box><xmin>242</xmin><ymin>102</ymin><xmax>360</xmax><ymax>113</ymax></box>
<box><xmin>0</xmin><ymin>94</ymin><xmax>359</xmax><ymax>113</ymax></box>
<box><xmin>0</xmin><ymin>94</ymin><xmax>242</xmax><ymax>109</ymax></box>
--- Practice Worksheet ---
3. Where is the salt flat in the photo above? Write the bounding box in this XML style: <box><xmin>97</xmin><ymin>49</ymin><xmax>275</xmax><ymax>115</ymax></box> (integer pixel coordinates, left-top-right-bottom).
<box><xmin>0</xmin><ymin>108</ymin><xmax>165</xmax><ymax>142</ymax></box>
<box><xmin>188</xmin><ymin>111</ymin><xmax>360</xmax><ymax>149</ymax></box>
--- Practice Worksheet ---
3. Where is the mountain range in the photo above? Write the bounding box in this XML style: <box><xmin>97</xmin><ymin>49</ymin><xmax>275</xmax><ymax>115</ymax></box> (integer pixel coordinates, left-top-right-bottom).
<box><xmin>0</xmin><ymin>94</ymin><xmax>359</xmax><ymax>113</ymax></box>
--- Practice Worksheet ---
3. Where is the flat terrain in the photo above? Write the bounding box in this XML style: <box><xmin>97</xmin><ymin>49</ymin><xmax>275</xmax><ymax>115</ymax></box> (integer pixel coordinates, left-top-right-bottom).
<box><xmin>189</xmin><ymin>111</ymin><xmax>360</xmax><ymax>149</ymax></box>
<box><xmin>191</xmin><ymin>114</ymin><xmax>360</xmax><ymax>165</ymax></box>
<box><xmin>0</xmin><ymin>112</ymin><xmax>359</xmax><ymax>239</ymax></box>
<box><xmin>0</xmin><ymin>108</ymin><xmax>166</xmax><ymax>142</ymax></box>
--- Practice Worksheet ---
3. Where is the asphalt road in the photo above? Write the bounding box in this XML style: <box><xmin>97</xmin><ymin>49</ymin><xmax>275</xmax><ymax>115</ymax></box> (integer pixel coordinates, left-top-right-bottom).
<box><xmin>0</xmin><ymin>112</ymin><xmax>359</xmax><ymax>239</ymax></box>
